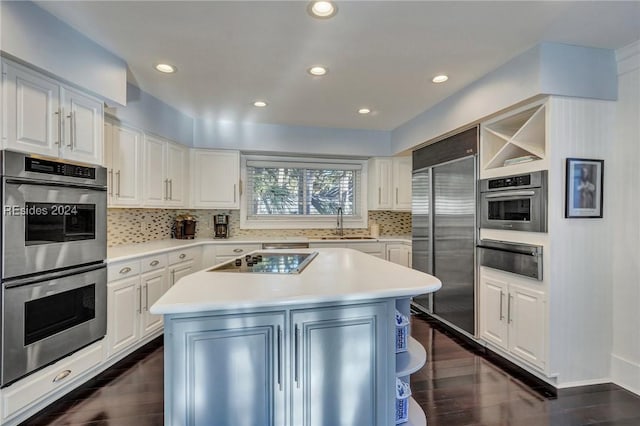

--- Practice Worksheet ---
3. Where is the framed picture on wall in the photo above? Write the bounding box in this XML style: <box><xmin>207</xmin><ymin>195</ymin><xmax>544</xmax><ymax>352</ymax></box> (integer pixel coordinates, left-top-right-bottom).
<box><xmin>565</xmin><ymin>158</ymin><xmax>604</xmax><ymax>218</ymax></box>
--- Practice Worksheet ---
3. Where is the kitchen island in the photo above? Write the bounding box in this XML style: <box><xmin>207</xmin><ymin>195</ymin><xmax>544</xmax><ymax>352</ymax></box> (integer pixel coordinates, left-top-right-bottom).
<box><xmin>151</xmin><ymin>248</ymin><xmax>441</xmax><ymax>426</ymax></box>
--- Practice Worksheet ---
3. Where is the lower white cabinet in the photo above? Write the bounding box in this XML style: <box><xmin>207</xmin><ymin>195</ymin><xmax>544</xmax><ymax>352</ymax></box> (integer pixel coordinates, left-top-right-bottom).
<box><xmin>168</xmin><ymin>247</ymin><xmax>202</xmax><ymax>287</ymax></box>
<box><xmin>164</xmin><ymin>301</ymin><xmax>391</xmax><ymax>426</ymax></box>
<box><xmin>386</xmin><ymin>243</ymin><xmax>412</xmax><ymax>267</ymax></box>
<box><xmin>309</xmin><ymin>241</ymin><xmax>386</xmax><ymax>259</ymax></box>
<box><xmin>479</xmin><ymin>266</ymin><xmax>546</xmax><ymax>370</ymax></box>
<box><xmin>106</xmin><ymin>257</ymin><xmax>168</xmax><ymax>358</ymax></box>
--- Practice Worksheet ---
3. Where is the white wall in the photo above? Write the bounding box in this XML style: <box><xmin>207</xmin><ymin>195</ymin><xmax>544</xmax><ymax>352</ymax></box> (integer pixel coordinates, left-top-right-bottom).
<box><xmin>0</xmin><ymin>1</ymin><xmax>127</xmax><ymax>105</ymax></box>
<box><xmin>611</xmin><ymin>40</ymin><xmax>640</xmax><ymax>395</ymax></box>
<box><xmin>106</xmin><ymin>84</ymin><xmax>194</xmax><ymax>147</ymax></box>
<box><xmin>546</xmin><ymin>97</ymin><xmax>615</xmax><ymax>386</ymax></box>
<box><xmin>193</xmin><ymin>118</ymin><xmax>391</xmax><ymax>157</ymax></box>
<box><xmin>391</xmin><ymin>43</ymin><xmax>618</xmax><ymax>155</ymax></box>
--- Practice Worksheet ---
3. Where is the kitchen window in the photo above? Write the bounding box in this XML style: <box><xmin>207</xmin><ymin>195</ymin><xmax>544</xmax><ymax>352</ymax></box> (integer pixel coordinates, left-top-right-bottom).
<box><xmin>240</xmin><ymin>156</ymin><xmax>368</xmax><ymax>229</ymax></box>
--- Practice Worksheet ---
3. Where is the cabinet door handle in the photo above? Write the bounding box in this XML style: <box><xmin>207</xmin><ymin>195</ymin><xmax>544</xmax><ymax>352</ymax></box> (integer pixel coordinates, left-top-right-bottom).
<box><xmin>378</xmin><ymin>187</ymin><xmax>381</xmax><ymax>204</ymax></box>
<box><xmin>150</xmin><ymin>260</ymin><xmax>160</xmax><ymax>267</ymax></box>
<box><xmin>53</xmin><ymin>369</ymin><xmax>72</xmax><ymax>383</ymax></box>
<box><xmin>54</xmin><ymin>109</ymin><xmax>62</xmax><ymax>146</ymax></box>
<box><xmin>137</xmin><ymin>286</ymin><xmax>142</xmax><ymax>314</ymax></box>
<box><xmin>119</xmin><ymin>266</ymin><xmax>131</xmax><ymax>274</ymax></box>
<box><xmin>72</xmin><ymin>111</ymin><xmax>77</xmax><ymax>150</ymax></box>
<box><xmin>294</xmin><ymin>324</ymin><xmax>301</xmax><ymax>388</ymax></box>
<box><xmin>233</xmin><ymin>248</ymin><xmax>243</xmax><ymax>253</ymax></box>
<box><xmin>499</xmin><ymin>291</ymin><xmax>504</xmax><ymax>321</ymax></box>
<box><xmin>164</xmin><ymin>179</ymin><xmax>168</xmax><ymax>200</ymax></box>
<box><xmin>407</xmin><ymin>251</ymin><xmax>410</xmax><ymax>266</ymax></box>
<box><xmin>396</xmin><ymin>188</ymin><xmax>399</xmax><ymax>204</ymax></box>
<box><xmin>66</xmin><ymin>111</ymin><xmax>74</xmax><ymax>149</ymax></box>
<box><xmin>508</xmin><ymin>294</ymin><xmax>513</xmax><ymax>324</ymax></box>
<box><xmin>171</xmin><ymin>270</ymin><xmax>176</xmax><ymax>286</ymax></box>
<box><xmin>144</xmin><ymin>284</ymin><xmax>149</xmax><ymax>311</ymax></box>
<box><xmin>116</xmin><ymin>170</ymin><xmax>121</xmax><ymax>197</ymax></box>
<box><xmin>233</xmin><ymin>184</ymin><xmax>237</xmax><ymax>203</ymax></box>
<box><xmin>277</xmin><ymin>325</ymin><xmax>283</xmax><ymax>391</ymax></box>
<box><xmin>169</xmin><ymin>179</ymin><xmax>173</xmax><ymax>200</ymax></box>
<box><xmin>108</xmin><ymin>169</ymin><xmax>113</xmax><ymax>197</ymax></box>
<box><xmin>179</xmin><ymin>253</ymin><xmax>186</xmax><ymax>259</ymax></box>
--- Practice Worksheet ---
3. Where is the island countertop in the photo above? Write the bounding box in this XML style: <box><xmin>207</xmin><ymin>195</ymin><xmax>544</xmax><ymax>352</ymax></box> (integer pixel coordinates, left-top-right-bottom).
<box><xmin>150</xmin><ymin>248</ymin><xmax>441</xmax><ymax>315</ymax></box>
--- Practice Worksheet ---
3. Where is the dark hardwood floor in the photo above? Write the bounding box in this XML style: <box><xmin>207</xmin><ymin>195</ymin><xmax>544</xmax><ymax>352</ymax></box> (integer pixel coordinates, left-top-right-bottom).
<box><xmin>23</xmin><ymin>316</ymin><xmax>640</xmax><ymax>426</ymax></box>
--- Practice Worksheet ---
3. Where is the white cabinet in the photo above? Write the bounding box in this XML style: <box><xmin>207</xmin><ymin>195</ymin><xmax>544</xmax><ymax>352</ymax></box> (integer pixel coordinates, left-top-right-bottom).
<box><xmin>368</xmin><ymin>156</ymin><xmax>412</xmax><ymax>210</ymax></box>
<box><xmin>386</xmin><ymin>243</ymin><xmax>412</xmax><ymax>267</ymax></box>
<box><xmin>143</xmin><ymin>134</ymin><xmax>188</xmax><ymax>207</ymax></box>
<box><xmin>106</xmin><ymin>256</ymin><xmax>167</xmax><ymax>358</ymax></box>
<box><xmin>2</xmin><ymin>60</ymin><xmax>103</xmax><ymax>164</ymax></box>
<box><xmin>168</xmin><ymin>247</ymin><xmax>202</xmax><ymax>287</ymax></box>
<box><xmin>479</xmin><ymin>266</ymin><xmax>546</xmax><ymax>370</ymax></box>
<box><xmin>191</xmin><ymin>149</ymin><xmax>240</xmax><ymax>209</ymax></box>
<box><xmin>104</xmin><ymin>121</ymin><xmax>142</xmax><ymax>206</ymax></box>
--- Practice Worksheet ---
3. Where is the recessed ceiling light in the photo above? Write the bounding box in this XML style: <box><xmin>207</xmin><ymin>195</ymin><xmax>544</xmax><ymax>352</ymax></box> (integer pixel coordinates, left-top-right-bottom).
<box><xmin>432</xmin><ymin>74</ymin><xmax>449</xmax><ymax>83</ymax></box>
<box><xmin>253</xmin><ymin>100</ymin><xmax>268</xmax><ymax>107</ymax></box>
<box><xmin>358</xmin><ymin>108</ymin><xmax>371</xmax><ymax>115</ymax></box>
<box><xmin>308</xmin><ymin>66</ymin><xmax>328</xmax><ymax>76</ymax></box>
<box><xmin>308</xmin><ymin>1</ymin><xmax>337</xmax><ymax>18</ymax></box>
<box><xmin>155</xmin><ymin>63</ymin><xmax>177</xmax><ymax>74</ymax></box>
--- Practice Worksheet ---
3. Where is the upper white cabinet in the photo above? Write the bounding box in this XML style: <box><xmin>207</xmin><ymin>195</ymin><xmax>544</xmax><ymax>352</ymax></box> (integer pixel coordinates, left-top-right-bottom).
<box><xmin>368</xmin><ymin>156</ymin><xmax>412</xmax><ymax>211</ymax></box>
<box><xmin>480</xmin><ymin>100</ymin><xmax>547</xmax><ymax>178</ymax></box>
<box><xmin>104</xmin><ymin>121</ymin><xmax>143</xmax><ymax>206</ymax></box>
<box><xmin>2</xmin><ymin>60</ymin><xmax>103</xmax><ymax>165</ymax></box>
<box><xmin>191</xmin><ymin>149</ymin><xmax>240</xmax><ymax>209</ymax></box>
<box><xmin>143</xmin><ymin>134</ymin><xmax>188</xmax><ymax>207</ymax></box>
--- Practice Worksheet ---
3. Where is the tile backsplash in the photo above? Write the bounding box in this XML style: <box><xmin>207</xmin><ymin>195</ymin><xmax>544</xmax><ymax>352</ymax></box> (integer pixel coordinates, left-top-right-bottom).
<box><xmin>107</xmin><ymin>209</ymin><xmax>412</xmax><ymax>247</ymax></box>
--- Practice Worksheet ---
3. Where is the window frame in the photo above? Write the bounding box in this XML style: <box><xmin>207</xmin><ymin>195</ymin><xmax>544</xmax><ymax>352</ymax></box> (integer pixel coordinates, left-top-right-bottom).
<box><xmin>240</xmin><ymin>155</ymin><xmax>369</xmax><ymax>229</ymax></box>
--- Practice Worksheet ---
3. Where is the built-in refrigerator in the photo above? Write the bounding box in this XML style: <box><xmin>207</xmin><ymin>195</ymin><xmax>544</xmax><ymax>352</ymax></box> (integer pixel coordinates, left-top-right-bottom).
<box><xmin>411</xmin><ymin>127</ymin><xmax>478</xmax><ymax>336</ymax></box>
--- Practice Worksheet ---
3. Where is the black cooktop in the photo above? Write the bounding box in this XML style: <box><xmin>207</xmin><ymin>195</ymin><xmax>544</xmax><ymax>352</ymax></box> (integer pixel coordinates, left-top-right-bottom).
<box><xmin>208</xmin><ymin>251</ymin><xmax>318</xmax><ymax>274</ymax></box>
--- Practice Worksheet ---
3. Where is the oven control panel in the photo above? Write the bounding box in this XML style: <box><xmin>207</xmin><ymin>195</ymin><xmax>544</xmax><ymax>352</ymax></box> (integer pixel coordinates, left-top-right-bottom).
<box><xmin>487</xmin><ymin>174</ymin><xmax>531</xmax><ymax>189</ymax></box>
<box><xmin>26</xmin><ymin>157</ymin><xmax>96</xmax><ymax>179</ymax></box>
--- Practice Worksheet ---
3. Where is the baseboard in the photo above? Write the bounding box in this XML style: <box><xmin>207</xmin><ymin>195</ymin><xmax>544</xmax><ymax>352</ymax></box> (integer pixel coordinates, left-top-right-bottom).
<box><xmin>611</xmin><ymin>353</ymin><xmax>640</xmax><ymax>396</ymax></box>
<box><xmin>556</xmin><ymin>378</ymin><xmax>612</xmax><ymax>389</ymax></box>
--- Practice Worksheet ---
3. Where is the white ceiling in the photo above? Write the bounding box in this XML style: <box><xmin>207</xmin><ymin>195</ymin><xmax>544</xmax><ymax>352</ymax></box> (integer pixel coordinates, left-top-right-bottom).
<box><xmin>37</xmin><ymin>1</ymin><xmax>640</xmax><ymax>131</ymax></box>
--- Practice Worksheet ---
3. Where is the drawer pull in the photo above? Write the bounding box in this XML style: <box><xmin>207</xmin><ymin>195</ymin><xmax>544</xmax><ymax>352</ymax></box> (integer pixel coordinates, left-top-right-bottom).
<box><xmin>233</xmin><ymin>248</ymin><xmax>243</xmax><ymax>253</ymax></box>
<box><xmin>150</xmin><ymin>260</ymin><xmax>160</xmax><ymax>267</ymax></box>
<box><xmin>179</xmin><ymin>253</ymin><xmax>187</xmax><ymax>259</ymax></box>
<box><xmin>53</xmin><ymin>369</ymin><xmax>71</xmax><ymax>383</ymax></box>
<box><xmin>119</xmin><ymin>267</ymin><xmax>132</xmax><ymax>274</ymax></box>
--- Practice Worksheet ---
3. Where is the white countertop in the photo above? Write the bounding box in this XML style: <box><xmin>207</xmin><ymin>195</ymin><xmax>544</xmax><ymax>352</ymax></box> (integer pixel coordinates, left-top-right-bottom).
<box><xmin>107</xmin><ymin>236</ymin><xmax>411</xmax><ymax>263</ymax></box>
<box><xmin>150</xmin><ymin>248</ymin><xmax>440</xmax><ymax>314</ymax></box>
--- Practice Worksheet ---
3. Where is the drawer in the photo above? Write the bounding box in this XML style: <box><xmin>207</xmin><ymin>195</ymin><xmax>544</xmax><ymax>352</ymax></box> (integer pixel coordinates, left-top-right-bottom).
<box><xmin>168</xmin><ymin>247</ymin><xmax>201</xmax><ymax>265</ymax></box>
<box><xmin>2</xmin><ymin>341</ymin><xmax>103</xmax><ymax>419</ymax></box>
<box><xmin>215</xmin><ymin>244</ymin><xmax>260</xmax><ymax>257</ymax></box>
<box><xmin>108</xmin><ymin>260</ymin><xmax>141</xmax><ymax>281</ymax></box>
<box><xmin>141</xmin><ymin>254</ymin><xmax>168</xmax><ymax>273</ymax></box>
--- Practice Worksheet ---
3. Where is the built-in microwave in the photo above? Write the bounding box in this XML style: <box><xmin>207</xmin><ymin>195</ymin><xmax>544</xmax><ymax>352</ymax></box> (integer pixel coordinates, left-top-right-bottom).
<box><xmin>479</xmin><ymin>171</ymin><xmax>547</xmax><ymax>232</ymax></box>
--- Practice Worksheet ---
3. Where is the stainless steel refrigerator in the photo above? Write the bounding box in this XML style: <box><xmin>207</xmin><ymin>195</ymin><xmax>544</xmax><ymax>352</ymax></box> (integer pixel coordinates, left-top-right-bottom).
<box><xmin>412</xmin><ymin>127</ymin><xmax>478</xmax><ymax>336</ymax></box>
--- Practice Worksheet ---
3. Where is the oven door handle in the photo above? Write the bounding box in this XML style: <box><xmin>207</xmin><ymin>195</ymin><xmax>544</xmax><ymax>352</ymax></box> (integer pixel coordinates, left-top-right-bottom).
<box><xmin>484</xmin><ymin>190</ymin><xmax>536</xmax><ymax>199</ymax></box>
<box><xmin>3</xmin><ymin>263</ymin><xmax>106</xmax><ymax>289</ymax></box>
<box><xmin>4</xmin><ymin>178</ymin><xmax>107</xmax><ymax>191</ymax></box>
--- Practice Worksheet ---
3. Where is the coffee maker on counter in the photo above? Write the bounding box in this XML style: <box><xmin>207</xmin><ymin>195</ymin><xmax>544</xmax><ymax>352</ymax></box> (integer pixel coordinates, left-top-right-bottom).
<box><xmin>214</xmin><ymin>214</ymin><xmax>229</xmax><ymax>239</ymax></box>
<box><xmin>172</xmin><ymin>214</ymin><xmax>197</xmax><ymax>239</ymax></box>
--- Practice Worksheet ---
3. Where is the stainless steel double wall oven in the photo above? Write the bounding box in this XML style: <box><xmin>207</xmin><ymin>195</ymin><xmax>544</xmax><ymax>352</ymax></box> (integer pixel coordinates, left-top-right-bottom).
<box><xmin>1</xmin><ymin>150</ymin><xmax>107</xmax><ymax>386</ymax></box>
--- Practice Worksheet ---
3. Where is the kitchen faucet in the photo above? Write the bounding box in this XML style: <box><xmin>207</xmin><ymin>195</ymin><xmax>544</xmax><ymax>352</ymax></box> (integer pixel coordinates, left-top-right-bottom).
<box><xmin>335</xmin><ymin>207</ymin><xmax>344</xmax><ymax>236</ymax></box>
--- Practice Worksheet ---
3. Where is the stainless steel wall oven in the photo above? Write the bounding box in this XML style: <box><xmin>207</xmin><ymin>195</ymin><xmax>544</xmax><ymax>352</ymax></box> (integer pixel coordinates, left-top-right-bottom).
<box><xmin>1</xmin><ymin>150</ymin><xmax>107</xmax><ymax>387</ymax></box>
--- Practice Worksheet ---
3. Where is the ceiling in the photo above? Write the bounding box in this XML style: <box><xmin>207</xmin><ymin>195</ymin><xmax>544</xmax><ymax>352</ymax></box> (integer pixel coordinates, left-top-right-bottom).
<box><xmin>37</xmin><ymin>1</ymin><xmax>640</xmax><ymax>131</ymax></box>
